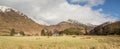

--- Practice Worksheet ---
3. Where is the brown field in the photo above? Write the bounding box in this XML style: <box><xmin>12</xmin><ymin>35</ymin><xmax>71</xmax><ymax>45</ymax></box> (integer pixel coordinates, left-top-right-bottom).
<box><xmin>0</xmin><ymin>35</ymin><xmax>120</xmax><ymax>49</ymax></box>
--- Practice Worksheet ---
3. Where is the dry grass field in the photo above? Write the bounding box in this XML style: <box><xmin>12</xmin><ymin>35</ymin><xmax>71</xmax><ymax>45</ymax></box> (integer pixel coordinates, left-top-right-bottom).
<box><xmin>0</xmin><ymin>36</ymin><xmax>120</xmax><ymax>49</ymax></box>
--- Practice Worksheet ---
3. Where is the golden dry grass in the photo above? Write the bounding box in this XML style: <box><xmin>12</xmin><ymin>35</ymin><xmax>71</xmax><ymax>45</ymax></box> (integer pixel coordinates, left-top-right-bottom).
<box><xmin>0</xmin><ymin>36</ymin><xmax>120</xmax><ymax>49</ymax></box>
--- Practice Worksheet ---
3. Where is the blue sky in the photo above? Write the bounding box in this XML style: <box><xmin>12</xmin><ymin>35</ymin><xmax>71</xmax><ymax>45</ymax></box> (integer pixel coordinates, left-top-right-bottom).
<box><xmin>93</xmin><ymin>0</ymin><xmax>120</xmax><ymax>20</ymax></box>
<box><xmin>67</xmin><ymin>0</ymin><xmax>120</xmax><ymax>20</ymax></box>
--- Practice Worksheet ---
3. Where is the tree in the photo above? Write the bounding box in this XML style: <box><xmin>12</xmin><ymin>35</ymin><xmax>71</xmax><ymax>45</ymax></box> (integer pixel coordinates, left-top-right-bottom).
<box><xmin>19</xmin><ymin>31</ymin><xmax>25</xmax><ymax>36</ymax></box>
<box><xmin>10</xmin><ymin>28</ymin><xmax>16</xmax><ymax>36</ymax></box>
<box><xmin>84</xmin><ymin>26</ymin><xmax>88</xmax><ymax>35</ymax></box>
<box><xmin>41</xmin><ymin>29</ymin><xmax>46</xmax><ymax>36</ymax></box>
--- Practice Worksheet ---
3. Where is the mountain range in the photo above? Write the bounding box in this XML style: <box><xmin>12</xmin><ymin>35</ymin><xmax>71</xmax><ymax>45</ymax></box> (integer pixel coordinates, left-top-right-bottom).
<box><xmin>0</xmin><ymin>6</ymin><xmax>119</xmax><ymax>36</ymax></box>
<box><xmin>45</xmin><ymin>19</ymin><xmax>95</xmax><ymax>34</ymax></box>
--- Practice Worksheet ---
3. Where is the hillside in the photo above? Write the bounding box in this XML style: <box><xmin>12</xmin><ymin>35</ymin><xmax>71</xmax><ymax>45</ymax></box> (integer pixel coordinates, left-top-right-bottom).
<box><xmin>90</xmin><ymin>21</ymin><xmax>120</xmax><ymax>35</ymax></box>
<box><xmin>0</xmin><ymin>6</ymin><xmax>44</xmax><ymax>35</ymax></box>
<box><xmin>0</xmin><ymin>6</ymin><xmax>97</xmax><ymax>36</ymax></box>
<box><xmin>44</xmin><ymin>19</ymin><xmax>95</xmax><ymax>35</ymax></box>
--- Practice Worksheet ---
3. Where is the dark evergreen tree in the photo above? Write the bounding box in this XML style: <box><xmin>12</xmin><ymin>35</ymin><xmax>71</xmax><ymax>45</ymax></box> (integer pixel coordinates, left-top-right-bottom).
<box><xmin>10</xmin><ymin>28</ymin><xmax>16</xmax><ymax>36</ymax></box>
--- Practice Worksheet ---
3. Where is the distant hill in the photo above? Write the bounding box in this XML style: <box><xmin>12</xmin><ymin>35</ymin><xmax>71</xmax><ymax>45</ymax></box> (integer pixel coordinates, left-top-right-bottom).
<box><xmin>44</xmin><ymin>19</ymin><xmax>95</xmax><ymax>35</ymax></box>
<box><xmin>90</xmin><ymin>21</ymin><xmax>120</xmax><ymax>35</ymax></box>
<box><xmin>0</xmin><ymin>6</ymin><xmax>44</xmax><ymax>35</ymax></box>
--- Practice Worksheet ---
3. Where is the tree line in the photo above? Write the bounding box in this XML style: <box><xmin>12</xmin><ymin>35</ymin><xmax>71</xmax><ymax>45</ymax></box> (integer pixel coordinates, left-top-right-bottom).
<box><xmin>41</xmin><ymin>28</ymin><xmax>86</xmax><ymax>36</ymax></box>
<box><xmin>10</xmin><ymin>28</ymin><xmax>25</xmax><ymax>36</ymax></box>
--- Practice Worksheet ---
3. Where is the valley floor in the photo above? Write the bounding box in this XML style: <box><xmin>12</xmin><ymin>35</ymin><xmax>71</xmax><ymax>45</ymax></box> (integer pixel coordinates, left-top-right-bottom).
<box><xmin>0</xmin><ymin>35</ymin><xmax>120</xmax><ymax>49</ymax></box>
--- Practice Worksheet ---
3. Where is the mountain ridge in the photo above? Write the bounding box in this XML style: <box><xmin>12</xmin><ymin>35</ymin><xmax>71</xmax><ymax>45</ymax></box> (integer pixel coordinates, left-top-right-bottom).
<box><xmin>0</xmin><ymin>6</ymin><xmax>45</xmax><ymax>35</ymax></box>
<box><xmin>0</xmin><ymin>6</ymin><xmax>97</xmax><ymax>36</ymax></box>
<box><xmin>44</xmin><ymin>19</ymin><xmax>95</xmax><ymax>34</ymax></box>
<box><xmin>90</xmin><ymin>21</ymin><xmax>120</xmax><ymax>35</ymax></box>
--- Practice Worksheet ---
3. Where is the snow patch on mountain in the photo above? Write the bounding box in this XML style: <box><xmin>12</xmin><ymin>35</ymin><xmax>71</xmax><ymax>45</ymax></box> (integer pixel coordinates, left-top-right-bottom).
<box><xmin>0</xmin><ymin>6</ymin><xmax>10</xmax><ymax>12</ymax></box>
<box><xmin>0</xmin><ymin>6</ymin><xmax>25</xmax><ymax>16</ymax></box>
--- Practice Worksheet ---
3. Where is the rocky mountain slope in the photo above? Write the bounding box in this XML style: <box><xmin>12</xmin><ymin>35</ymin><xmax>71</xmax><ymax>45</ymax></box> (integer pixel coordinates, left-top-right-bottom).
<box><xmin>0</xmin><ymin>6</ymin><xmax>44</xmax><ymax>35</ymax></box>
<box><xmin>90</xmin><ymin>21</ymin><xmax>120</xmax><ymax>35</ymax></box>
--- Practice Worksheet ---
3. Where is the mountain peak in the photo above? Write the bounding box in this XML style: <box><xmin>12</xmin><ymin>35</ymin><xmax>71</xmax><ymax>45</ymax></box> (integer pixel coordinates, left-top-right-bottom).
<box><xmin>0</xmin><ymin>6</ymin><xmax>12</xmax><ymax>12</ymax></box>
<box><xmin>0</xmin><ymin>6</ymin><xmax>25</xmax><ymax>16</ymax></box>
<box><xmin>0</xmin><ymin>6</ymin><xmax>18</xmax><ymax>12</ymax></box>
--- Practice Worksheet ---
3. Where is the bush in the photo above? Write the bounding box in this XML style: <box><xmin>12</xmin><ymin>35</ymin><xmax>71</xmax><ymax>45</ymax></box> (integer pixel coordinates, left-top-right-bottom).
<box><xmin>41</xmin><ymin>29</ymin><xmax>53</xmax><ymax>36</ymax></box>
<box><xmin>19</xmin><ymin>31</ymin><xmax>25</xmax><ymax>36</ymax></box>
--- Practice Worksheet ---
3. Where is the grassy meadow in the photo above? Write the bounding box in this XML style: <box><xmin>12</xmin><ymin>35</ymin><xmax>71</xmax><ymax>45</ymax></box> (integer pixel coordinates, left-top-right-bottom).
<box><xmin>0</xmin><ymin>36</ymin><xmax>120</xmax><ymax>49</ymax></box>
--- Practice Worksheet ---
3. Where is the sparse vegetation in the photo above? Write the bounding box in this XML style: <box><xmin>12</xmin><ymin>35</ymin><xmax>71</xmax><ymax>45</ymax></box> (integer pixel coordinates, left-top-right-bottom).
<box><xmin>41</xmin><ymin>29</ymin><xmax>52</xmax><ymax>36</ymax></box>
<box><xmin>9</xmin><ymin>28</ymin><xmax>25</xmax><ymax>36</ymax></box>
<box><xmin>0</xmin><ymin>36</ymin><xmax>119</xmax><ymax>49</ymax></box>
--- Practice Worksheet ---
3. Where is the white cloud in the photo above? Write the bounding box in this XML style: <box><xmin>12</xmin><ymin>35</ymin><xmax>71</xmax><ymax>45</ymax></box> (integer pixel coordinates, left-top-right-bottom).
<box><xmin>0</xmin><ymin>0</ymin><xmax>117</xmax><ymax>25</ymax></box>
